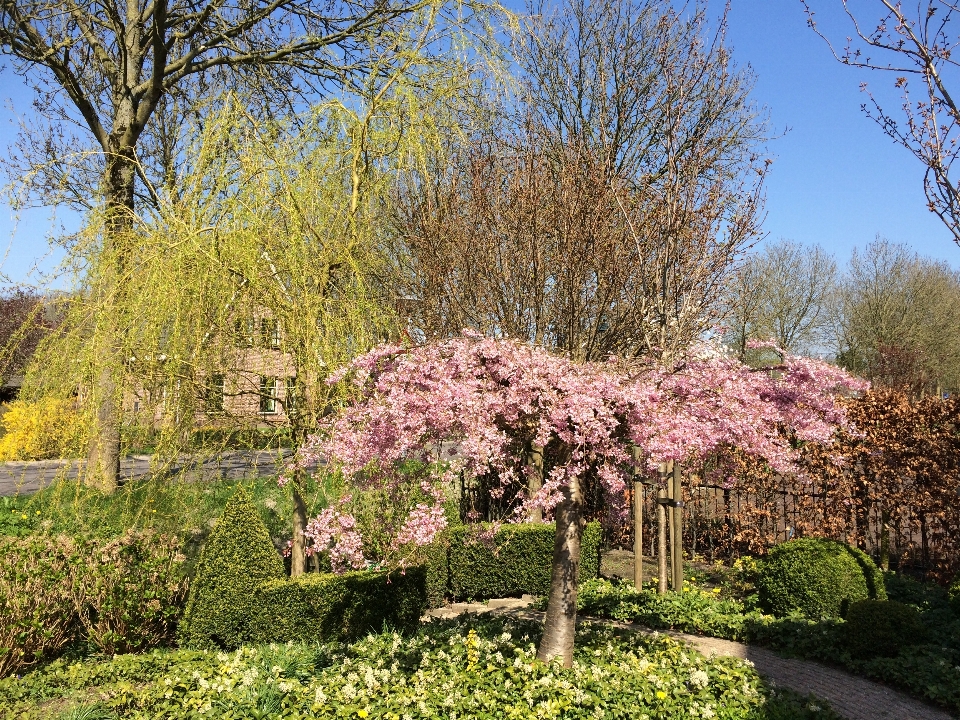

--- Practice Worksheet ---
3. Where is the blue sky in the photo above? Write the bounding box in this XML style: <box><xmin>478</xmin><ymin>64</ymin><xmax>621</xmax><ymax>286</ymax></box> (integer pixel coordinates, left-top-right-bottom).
<box><xmin>1</xmin><ymin>0</ymin><xmax>959</xmax><ymax>287</ymax></box>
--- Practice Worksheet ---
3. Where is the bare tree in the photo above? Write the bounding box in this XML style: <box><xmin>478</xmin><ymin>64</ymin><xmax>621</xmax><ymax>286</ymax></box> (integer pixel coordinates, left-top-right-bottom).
<box><xmin>0</xmin><ymin>0</ymin><xmax>445</xmax><ymax>490</ymax></box>
<box><xmin>802</xmin><ymin>0</ymin><xmax>960</xmax><ymax>247</ymax></box>
<box><xmin>0</xmin><ymin>287</ymin><xmax>57</xmax><ymax>382</ymax></box>
<box><xmin>833</xmin><ymin>238</ymin><xmax>960</xmax><ymax>395</ymax></box>
<box><xmin>724</xmin><ymin>239</ymin><xmax>837</xmax><ymax>361</ymax></box>
<box><xmin>391</xmin><ymin>0</ymin><xmax>767</xmax><ymax>364</ymax></box>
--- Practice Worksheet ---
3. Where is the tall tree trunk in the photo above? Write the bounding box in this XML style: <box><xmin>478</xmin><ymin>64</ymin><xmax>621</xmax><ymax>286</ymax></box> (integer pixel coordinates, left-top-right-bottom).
<box><xmin>289</xmin><ymin>410</ymin><xmax>310</xmax><ymax>577</ymax></box>
<box><xmin>86</xmin><ymin>141</ymin><xmax>137</xmax><ymax>493</ymax></box>
<box><xmin>291</xmin><ymin>478</ymin><xmax>309</xmax><ymax>577</ymax></box>
<box><xmin>879</xmin><ymin>506</ymin><xmax>891</xmax><ymax>571</ymax></box>
<box><xmin>537</xmin><ymin>474</ymin><xmax>584</xmax><ymax>668</ymax></box>
<box><xmin>528</xmin><ymin>444</ymin><xmax>544</xmax><ymax>523</ymax></box>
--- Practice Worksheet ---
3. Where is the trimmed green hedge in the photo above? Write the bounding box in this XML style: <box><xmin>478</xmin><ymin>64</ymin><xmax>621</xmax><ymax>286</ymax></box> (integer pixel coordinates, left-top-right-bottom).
<box><xmin>757</xmin><ymin>538</ymin><xmax>886</xmax><ymax>619</ymax></box>
<box><xmin>248</xmin><ymin>567</ymin><xmax>427</xmax><ymax>643</ymax></box>
<box><xmin>178</xmin><ymin>487</ymin><xmax>284</xmax><ymax>650</ymax></box>
<box><xmin>844</xmin><ymin>599</ymin><xmax>927</xmax><ymax>659</ymax></box>
<box><xmin>447</xmin><ymin>522</ymin><xmax>601</xmax><ymax>600</ymax></box>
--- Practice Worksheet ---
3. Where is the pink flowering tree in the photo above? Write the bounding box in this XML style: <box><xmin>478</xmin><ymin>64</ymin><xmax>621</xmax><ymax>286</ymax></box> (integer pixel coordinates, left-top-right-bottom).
<box><xmin>289</xmin><ymin>333</ymin><xmax>867</xmax><ymax>666</ymax></box>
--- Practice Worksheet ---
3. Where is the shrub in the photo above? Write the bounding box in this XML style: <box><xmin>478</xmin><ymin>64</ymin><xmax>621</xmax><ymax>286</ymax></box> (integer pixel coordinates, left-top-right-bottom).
<box><xmin>0</xmin><ymin>398</ymin><xmax>86</xmax><ymax>461</ymax></box>
<box><xmin>756</xmin><ymin>538</ymin><xmax>886</xmax><ymax>619</ymax></box>
<box><xmin>843</xmin><ymin>599</ymin><xmax>927</xmax><ymax>659</ymax></box>
<box><xmin>73</xmin><ymin>531</ymin><xmax>188</xmax><ymax>654</ymax></box>
<box><xmin>448</xmin><ymin>521</ymin><xmax>601</xmax><ymax>600</ymax></box>
<box><xmin>247</xmin><ymin>567</ymin><xmax>427</xmax><ymax>643</ymax></box>
<box><xmin>950</xmin><ymin>573</ymin><xmax>960</xmax><ymax>616</ymax></box>
<box><xmin>0</xmin><ymin>535</ymin><xmax>79</xmax><ymax>678</ymax></box>
<box><xmin>178</xmin><ymin>487</ymin><xmax>284</xmax><ymax>649</ymax></box>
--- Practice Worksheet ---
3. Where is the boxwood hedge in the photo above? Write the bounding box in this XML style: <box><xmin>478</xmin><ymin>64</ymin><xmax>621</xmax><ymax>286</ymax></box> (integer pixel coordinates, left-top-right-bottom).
<box><xmin>247</xmin><ymin>567</ymin><xmax>427</xmax><ymax>643</ymax></box>
<box><xmin>757</xmin><ymin>537</ymin><xmax>886</xmax><ymax>619</ymax></box>
<box><xmin>447</xmin><ymin>521</ymin><xmax>601</xmax><ymax>600</ymax></box>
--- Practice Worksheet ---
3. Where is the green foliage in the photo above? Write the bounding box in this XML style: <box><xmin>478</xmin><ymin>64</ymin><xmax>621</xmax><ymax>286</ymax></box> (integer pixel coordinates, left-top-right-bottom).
<box><xmin>756</xmin><ymin>538</ymin><xmax>886</xmax><ymax>619</ymax></box>
<box><xmin>843</xmin><ymin>600</ymin><xmax>927</xmax><ymax>659</ymax></box>
<box><xmin>574</xmin><ymin>575</ymin><xmax>960</xmax><ymax>713</ymax></box>
<box><xmin>0</xmin><ymin>476</ymin><xmax>293</xmax><ymax>551</ymax></box>
<box><xmin>72</xmin><ymin>531</ymin><xmax>187</xmax><ymax>655</ymax></box>
<box><xmin>178</xmin><ymin>488</ymin><xmax>284</xmax><ymax>650</ymax></box>
<box><xmin>0</xmin><ymin>616</ymin><xmax>839</xmax><ymax>720</ymax></box>
<box><xmin>0</xmin><ymin>534</ymin><xmax>79</xmax><ymax>678</ymax></box>
<box><xmin>447</xmin><ymin>521</ymin><xmax>601</xmax><ymax>600</ymax></box>
<box><xmin>247</xmin><ymin>567</ymin><xmax>427</xmax><ymax>644</ymax></box>
<box><xmin>950</xmin><ymin>572</ymin><xmax>960</xmax><ymax>615</ymax></box>
<box><xmin>0</xmin><ymin>531</ymin><xmax>188</xmax><ymax>678</ymax></box>
<box><xmin>575</xmin><ymin>577</ymin><xmax>761</xmax><ymax>641</ymax></box>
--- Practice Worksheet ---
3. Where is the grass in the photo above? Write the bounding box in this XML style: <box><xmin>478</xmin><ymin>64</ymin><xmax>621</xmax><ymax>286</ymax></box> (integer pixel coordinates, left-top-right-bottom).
<box><xmin>0</xmin><ymin>469</ymin><xmax>339</xmax><ymax>573</ymax></box>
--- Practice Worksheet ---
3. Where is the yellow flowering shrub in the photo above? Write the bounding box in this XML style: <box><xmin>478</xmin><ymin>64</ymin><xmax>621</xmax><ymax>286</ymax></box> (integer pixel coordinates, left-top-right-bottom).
<box><xmin>0</xmin><ymin>398</ymin><xmax>86</xmax><ymax>461</ymax></box>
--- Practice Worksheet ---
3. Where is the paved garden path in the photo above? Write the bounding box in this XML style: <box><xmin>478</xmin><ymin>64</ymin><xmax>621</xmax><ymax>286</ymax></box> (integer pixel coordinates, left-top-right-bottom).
<box><xmin>424</xmin><ymin>600</ymin><xmax>956</xmax><ymax>720</ymax></box>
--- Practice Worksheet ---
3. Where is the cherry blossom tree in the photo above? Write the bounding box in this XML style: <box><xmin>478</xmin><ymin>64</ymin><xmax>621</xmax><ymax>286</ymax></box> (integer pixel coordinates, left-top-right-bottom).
<box><xmin>289</xmin><ymin>334</ymin><xmax>867</xmax><ymax>666</ymax></box>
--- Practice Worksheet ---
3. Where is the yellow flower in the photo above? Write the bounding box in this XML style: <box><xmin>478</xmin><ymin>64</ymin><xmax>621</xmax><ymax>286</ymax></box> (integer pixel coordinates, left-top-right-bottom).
<box><xmin>20</xmin><ymin>514</ymin><xmax>27</xmax><ymax>520</ymax></box>
<box><xmin>713</xmin><ymin>587</ymin><xmax>721</xmax><ymax>594</ymax></box>
<box><xmin>656</xmin><ymin>691</ymin><xmax>667</xmax><ymax>700</ymax></box>
<box><xmin>357</xmin><ymin>711</ymin><xmax>369</xmax><ymax>718</ymax></box>
<box><xmin>35</xmin><ymin>510</ymin><xmax>40</xmax><ymax>515</ymax></box>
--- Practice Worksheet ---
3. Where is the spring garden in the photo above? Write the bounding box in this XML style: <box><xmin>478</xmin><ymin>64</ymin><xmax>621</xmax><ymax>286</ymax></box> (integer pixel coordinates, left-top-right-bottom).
<box><xmin>2</xmin><ymin>0</ymin><xmax>960</xmax><ymax>718</ymax></box>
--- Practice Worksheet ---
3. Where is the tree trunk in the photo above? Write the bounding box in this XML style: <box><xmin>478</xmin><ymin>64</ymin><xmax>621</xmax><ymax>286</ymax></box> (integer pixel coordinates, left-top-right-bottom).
<box><xmin>85</xmin><ymin>141</ymin><xmax>137</xmax><ymax>493</ymax></box>
<box><xmin>528</xmin><ymin>444</ymin><xmax>544</xmax><ymax>523</ymax></box>
<box><xmin>291</xmin><ymin>482</ymin><xmax>308</xmax><ymax>577</ymax></box>
<box><xmin>537</xmin><ymin>474</ymin><xmax>584</xmax><ymax>668</ymax></box>
<box><xmin>879</xmin><ymin>506</ymin><xmax>891</xmax><ymax>571</ymax></box>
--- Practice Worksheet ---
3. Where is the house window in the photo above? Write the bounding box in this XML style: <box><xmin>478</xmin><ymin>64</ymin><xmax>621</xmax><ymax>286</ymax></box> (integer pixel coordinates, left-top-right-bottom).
<box><xmin>285</xmin><ymin>377</ymin><xmax>298</xmax><ymax>414</ymax></box>
<box><xmin>235</xmin><ymin>316</ymin><xmax>255</xmax><ymax>348</ymax></box>
<box><xmin>204</xmin><ymin>374</ymin><xmax>225</xmax><ymax>413</ymax></box>
<box><xmin>261</xmin><ymin>318</ymin><xmax>281</xmax><ymax>348</ymax></box>
<box><xmin>259</xmin><ymin>376</ymin><xmax>279</xmax><ymax>414</ymax></box>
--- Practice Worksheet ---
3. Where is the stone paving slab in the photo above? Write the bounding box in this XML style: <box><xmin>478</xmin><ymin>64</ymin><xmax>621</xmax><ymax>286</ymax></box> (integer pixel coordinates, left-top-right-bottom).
<box><xmin>424</xmin><ymin>601</ymin><xmax>957</xmax><ymax>720</ymax></box>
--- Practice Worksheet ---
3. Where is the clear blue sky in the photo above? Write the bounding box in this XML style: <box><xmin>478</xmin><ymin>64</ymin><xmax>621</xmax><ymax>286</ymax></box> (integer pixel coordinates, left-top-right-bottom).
<box><xmin>1</xmin><ymin>0</ymin><xmax>959</xmax><ymax>287</ymax></box>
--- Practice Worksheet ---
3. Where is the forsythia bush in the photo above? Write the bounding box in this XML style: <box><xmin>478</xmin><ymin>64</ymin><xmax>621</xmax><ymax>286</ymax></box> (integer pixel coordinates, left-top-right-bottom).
<box><xmin>0</xmin><ymin>398</ymin><xmax>86</xmax><ymax>461</ymax></box>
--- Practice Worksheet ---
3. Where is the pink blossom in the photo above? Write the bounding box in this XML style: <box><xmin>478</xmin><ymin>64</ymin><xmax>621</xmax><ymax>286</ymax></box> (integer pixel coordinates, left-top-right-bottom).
<box><xmin>302</xmin><ymin>500</ymin><xmax>366</xmax><ymax>572</ymax></box>
<box><xmin>291</xmin><ymin>335</ymin><xmax>865</xmax><ymax>573</ymax></box>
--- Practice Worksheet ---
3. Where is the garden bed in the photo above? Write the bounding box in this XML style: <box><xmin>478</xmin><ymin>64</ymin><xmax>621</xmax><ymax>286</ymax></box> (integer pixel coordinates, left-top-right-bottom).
<box><xmin>0</xmin><ymin>616</ymin><xmax>837</xmax><ymax>720</ymax></box>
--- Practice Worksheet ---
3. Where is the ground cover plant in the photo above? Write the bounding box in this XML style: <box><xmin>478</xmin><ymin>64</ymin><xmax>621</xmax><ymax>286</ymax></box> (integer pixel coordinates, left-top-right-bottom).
<box><xmin>570</xmin><ymin>571</ymin><xmax>960</xmax><ymax>713</ymax></box>
<box><xmin>0</xmin><ymin>615</ymin><xmax>839</xmax><ymax>720</ymax></box>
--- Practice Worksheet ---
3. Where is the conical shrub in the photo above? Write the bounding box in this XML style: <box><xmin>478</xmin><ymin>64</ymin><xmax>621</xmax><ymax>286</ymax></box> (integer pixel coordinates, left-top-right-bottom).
<box><xmin>178</xmin><ymin>486</ymin><xmax>284</xmax><ymax>649</ymax></box>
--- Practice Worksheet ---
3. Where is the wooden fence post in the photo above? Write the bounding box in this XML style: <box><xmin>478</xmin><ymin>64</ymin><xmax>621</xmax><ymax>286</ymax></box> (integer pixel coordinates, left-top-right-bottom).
<box><xmin>657</xmin><ymin>462</ymin><xmax>669</xmax><ymax>595</ymax></box>
<box><xmin>672</xmin><ymin>462</ymin><xmax>683</xmax><ymax>591</ymax></box>
<box><xmin>632</xmin><ymin>445</ymin><xmax>643</xmax><ymax>590</ymax></box>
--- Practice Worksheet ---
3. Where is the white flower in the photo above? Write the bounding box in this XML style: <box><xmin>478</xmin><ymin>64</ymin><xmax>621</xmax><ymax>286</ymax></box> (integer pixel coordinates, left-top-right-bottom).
<box><xmin>689</xmin><ymin>669</ymin><xmax>710</xmax><ymax>689</ymax></box>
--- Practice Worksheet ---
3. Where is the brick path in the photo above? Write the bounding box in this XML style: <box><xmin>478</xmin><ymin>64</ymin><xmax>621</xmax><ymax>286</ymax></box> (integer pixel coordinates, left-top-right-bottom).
<box><xmin>424</xmin><ymin>600</ymin><xmax>956</xmax><ymax>720</ymax></box>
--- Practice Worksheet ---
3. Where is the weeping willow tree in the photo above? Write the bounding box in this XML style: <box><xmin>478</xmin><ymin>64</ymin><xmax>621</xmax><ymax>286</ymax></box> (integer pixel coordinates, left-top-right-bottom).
<box><xmin>20</xmin><ymin>2</ymin><xmax>503</xmax><ymax>572</ymax></box>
